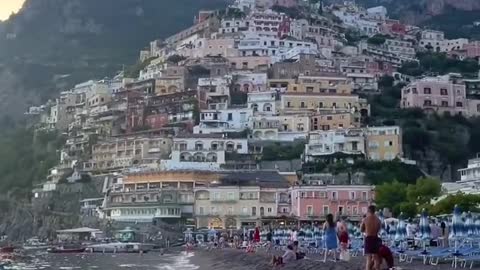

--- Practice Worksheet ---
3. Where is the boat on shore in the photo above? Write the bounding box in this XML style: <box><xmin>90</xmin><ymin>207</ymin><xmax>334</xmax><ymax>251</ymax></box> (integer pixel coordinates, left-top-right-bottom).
<box><xmin>85</xmin><ymin>242</ymin><xmax>153</xmax><ymax>253</ymax></box>
<box><xmin>23</xmin><ymin>237</ymin><xmax>50</xmax><ymax>251</ymax></box>
<box><xmin>47</xmin><ymin>245</ymin><xmax>86</xmax><ymax>254</ymax></box>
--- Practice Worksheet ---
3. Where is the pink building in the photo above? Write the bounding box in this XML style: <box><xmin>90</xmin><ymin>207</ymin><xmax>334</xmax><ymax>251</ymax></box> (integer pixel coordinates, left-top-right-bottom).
<box><xmin>290</xmin><ymin>185</ymin><xmax>375</xmax><ymax>221</ymax></box>
<box><xmin>464</xmin><ymin>41</ymin><xmax>480</xmax><ymax>58</ymax></box>
<box><xmin>401</xmin><ymin>77</ymin><xmax>469</xmax><ymax>115</ymax></box>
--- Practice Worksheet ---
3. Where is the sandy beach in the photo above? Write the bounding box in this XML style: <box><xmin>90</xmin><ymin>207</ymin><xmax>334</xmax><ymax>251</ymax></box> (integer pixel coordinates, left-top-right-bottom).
<box><xmin>192</xmin><ymin>248</ymin><xmax>457</xmax><ymax>270</ymax></box>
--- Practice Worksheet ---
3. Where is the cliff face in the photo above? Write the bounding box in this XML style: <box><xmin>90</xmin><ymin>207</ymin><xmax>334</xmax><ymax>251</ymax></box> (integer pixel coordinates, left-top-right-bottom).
<box><xmin>0</xmin><ymin>0</ymin><xmax>227</xmax><ymax>120</ymax></box>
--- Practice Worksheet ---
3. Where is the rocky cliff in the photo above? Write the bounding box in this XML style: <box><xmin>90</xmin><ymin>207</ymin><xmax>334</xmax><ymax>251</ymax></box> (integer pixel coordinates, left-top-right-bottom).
<box><xmin>0</xmin><ymin>0</ymin><xmax>227</xmax><ymax>120</ymax></box>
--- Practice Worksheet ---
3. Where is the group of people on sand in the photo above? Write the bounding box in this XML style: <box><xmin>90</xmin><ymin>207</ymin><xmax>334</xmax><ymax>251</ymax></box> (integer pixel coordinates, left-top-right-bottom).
<box><xmin>272</xmin><ymin>205</ymin><xmax>394</xmax><ymax>270</ymax></box>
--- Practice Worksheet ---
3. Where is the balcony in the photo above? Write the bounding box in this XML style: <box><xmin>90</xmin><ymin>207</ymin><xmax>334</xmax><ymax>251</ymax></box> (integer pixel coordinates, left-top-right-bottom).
<box><xmin>259</xmin><ymin>198</ymin><xmax>276</xmax><ymax>203</ymax></box>
<box><xmin>211</xmin><ymin>198</ymin><xmax>237</xmax><ymax>203</ymax></box>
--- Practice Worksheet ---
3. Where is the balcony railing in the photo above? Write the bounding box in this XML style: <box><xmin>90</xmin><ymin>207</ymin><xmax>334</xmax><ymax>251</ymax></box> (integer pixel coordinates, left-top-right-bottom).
<box><xmin>210</xmin><ymin>199</ymin><xmax>237</xmax><ymax>203</ymax></box>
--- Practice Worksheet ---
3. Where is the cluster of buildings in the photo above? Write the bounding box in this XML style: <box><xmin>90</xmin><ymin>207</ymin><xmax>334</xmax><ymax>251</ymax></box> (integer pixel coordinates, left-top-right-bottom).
<box><xmin>26</xmin><ymin>0</ymin><xmax>480</xmax><ymax>229</ymax></box>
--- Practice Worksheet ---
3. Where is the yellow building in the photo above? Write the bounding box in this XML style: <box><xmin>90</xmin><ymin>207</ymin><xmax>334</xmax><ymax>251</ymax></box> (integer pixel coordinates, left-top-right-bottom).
<box><xmin>310</xmin><ymin>111</ymin><xmax>360</xmax><ymax>131</ymax></box>
<box><xmin>280</xmin><ymin>93</ymin><xmax>370</xmax><ymax>115</ymax></box>
<box><xmin>365</xmin><ymin>126</ymin><xmax>402</xmax><ymax>161</ymax></box>
<box><xmin>287</xmin><ymin>75</ymin><xmax>354</xmax><ymax>95</ymax></box>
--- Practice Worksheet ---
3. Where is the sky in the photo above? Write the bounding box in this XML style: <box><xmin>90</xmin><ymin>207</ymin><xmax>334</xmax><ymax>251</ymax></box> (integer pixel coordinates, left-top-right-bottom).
<box><xmin>0</xmin><ymin>0</ymin><xmax>25</xmax><ymax>20</ymax></box>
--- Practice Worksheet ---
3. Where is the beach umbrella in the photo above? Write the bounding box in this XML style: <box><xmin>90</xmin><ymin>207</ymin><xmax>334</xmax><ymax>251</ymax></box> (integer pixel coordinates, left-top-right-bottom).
<box><xmin>395</xmin><ymin>212</ymin><xmax>407</xmax><ymax>243</ymax></box>
<box><xmin>388</xmin><ymin>221</ymin><xmax>397</xmax><ymax>241</ymax></box>
<box><xmin>378</xmin><ymin>210</ymin><xmax>386</xmax><ymax>238</ymax></box>
<box><xmin>419</xmin><ymin>208</ymin><xmax>431</xmax><ymax>256</ymax></box>
<box><xmin>475</xmin><ymin>216</ymin><xmax>480</xmax><ymax>236</ymax></box>
<box><xmin>465</xmin><ymin>212</ymin><xmax>474</xmax><ymax>237</ymax></box>
<box><xmin>305</xmin><ymin>227</ymin><xmax>313</xmax><ymax>243</ymax></box>
<box><xmin>450</xmin><ymin>205</ymin><xmax>465</xmax><ymax>240</ymax></box>
<box><xmin>419</xmin><ymin>209</ymin><xmax>431</xmax><ymax>240</ymax></box>
<box><xmin>450</xmin><ymin>205</ymin><xmax>465</xmax><ymax>268</ymax></box>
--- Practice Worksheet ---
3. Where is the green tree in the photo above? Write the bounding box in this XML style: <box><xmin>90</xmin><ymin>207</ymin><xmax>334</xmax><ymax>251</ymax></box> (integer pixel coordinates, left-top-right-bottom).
<box><xmin>367</xmin><ymin>34</ymin><xmax>387</xmax><ymax>45</ymax></box>
<box><xmin>167</xmin><ymin>54</ymin><xmax>187</xmax><ymax>64</ymax></box>
<box><xmin>375</xmin><ymin>181</ymin><xmax>407</xmax><ymax>215</ymax></box>
<box><xmin>430</xmin><ymin>194</ymin><xmax>480</xmax><ymax>216</ymax></box>
<box><xmin>406</xmin><ymin>177</ymin><xmax>441</xmax><ymax>206</ymax></box>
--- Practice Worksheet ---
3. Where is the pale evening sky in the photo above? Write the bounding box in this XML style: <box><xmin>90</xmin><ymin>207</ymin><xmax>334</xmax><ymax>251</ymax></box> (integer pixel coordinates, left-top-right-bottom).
<box><xmin>0</xmin><ymin>0</ymin><xmax>25</xmax><ymax>20</ymax></box>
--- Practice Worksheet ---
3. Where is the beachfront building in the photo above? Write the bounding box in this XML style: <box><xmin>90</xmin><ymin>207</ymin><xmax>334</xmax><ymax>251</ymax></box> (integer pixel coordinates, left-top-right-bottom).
<box><xmin>104</xmin><ymin>171</ymin><xmax>219</xmax><ymax>224</ymax></box>
<box><xmin>442</xmin><ymin>155</ymin><xmax>480</xmax><ymax>196</ymax></box>
<box><xmin>161</xmin><ymin>134</ymin><xmax>250</xmax><ymax>170</ymax></box>
<box><xmin>193</xmin><ymin>107</ymin><xmax>253</xmax><ymax>134</ymax></box>
<box><xmin>194</xmin><ymin>171</ymin><xmax>290</xmax><ymax>229</ymax></box>
<box><xmin>290</xmin><ymin>185</ymin><xmax>375</xmax><ymax>222</ymax></box>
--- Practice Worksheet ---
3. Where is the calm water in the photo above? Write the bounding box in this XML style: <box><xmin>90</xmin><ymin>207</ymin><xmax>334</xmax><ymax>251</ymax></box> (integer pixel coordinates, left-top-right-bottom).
<box><xmin>5</xmin><ymin>251</ymin><xmax>199</xmax><ymax>270</ymax></box>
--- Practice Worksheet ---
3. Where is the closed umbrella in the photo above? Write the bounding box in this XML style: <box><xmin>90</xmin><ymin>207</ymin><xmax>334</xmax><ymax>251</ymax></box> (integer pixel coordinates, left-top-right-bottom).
<box><xmin>465</xmin><ymin>212</ymin><xmax>474</xmax><ymax>237</ymax></box>
<box><xmin>388</xmin><ymin>221</ymin><xmax>397</xmax><ymax>241</ymax></box>
<box><xmin>395</xmin><ymin>213</ymin><xmax>407</xmax><ymax>245</ymax></box>
<box><xmin>450</xmin><ymin>205</ymin><xmax>465</xmax><ymax>268</ymax></box>
<box><xmin>378</xmin><ymin>210</ymin><xmax>386</xmax><ymax>238</ymax></box>
<box><xmin>475</xmin><ymin>216</ymin><xmax>480</xmax><ymax>236</ymax></box>
<box><xmin>419</xmin><ymin>208</ymin><xmax>431</xmax><ymax>256</ymax></box>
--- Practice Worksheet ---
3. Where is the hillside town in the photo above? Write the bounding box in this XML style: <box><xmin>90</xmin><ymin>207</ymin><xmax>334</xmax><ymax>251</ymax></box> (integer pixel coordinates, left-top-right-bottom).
<box><xmin>24</xmin><ymin>0</ymin><xmax>480</xmax><ymax>231</ymax></box>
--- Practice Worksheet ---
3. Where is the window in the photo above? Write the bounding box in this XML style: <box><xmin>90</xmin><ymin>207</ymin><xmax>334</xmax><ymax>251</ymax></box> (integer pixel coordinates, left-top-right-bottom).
<box><xmin>211</xmin><ymin>207</ymin><xmax>216</xmax><ymax>214</ymax></box>
<box><xmin>441</xmin><ymin>101</ymin><xmax>448</xmax><ymax>107</ymax></box>
<box><xmin>252</xmin><ymin>207</ymin><xmax>257</xmax><ymax>216</ymax></box>
<box><xmin>199</xmin><ymin>207</ymin><xmax>204</xmax><ymax>215</ymax></box>
<box><xmin>227</xmin><ymin>113</ymin><xmax>233</xmax><ymax>121</ymax></box>
<box><xmin>424</xmin><ymin>100</ymin><xmax>432</xmax><ymax>106</ymax></box>
<box><xmin>267</xmin><ymin>207</ymin><xmax>272</xmax><ymax>213</ymax></box>
<box><xmin>287</xmin><ymin>101</ymin><xmax>291</xmax><ymax>108</ymax></box>
<box><xmin>318</xmin><ymin>102</ymin><xmax>323</xmax><ymax>108</ymax></box>
<box><xmin>456</xmin><ymin>101</ymin><xmax>463</xmax><ymax>107</ymax></box>
<box><xmin>307</xmin><ymin>205</ymin><xmax>313</xmax><ymax>215</ymax></box>
<box><xmin>242</xmin><ymin>207</ymin><xmax>248</xmax><ymax>214</ymax></box>
<box><xmin>440</xmin><ymin>88</ymin><xmax>448</xmax><ymax>95</ymax></box>
<box><xmin>350</xmin><ymin>191</ymin><xmax>356</xmax><ymax>200</ymax></box>
<box><xmin>323</xmin><ymin>206</ymin><xmax>329</xmax><ymax>214</ymax></box>
<box><xmin>326</xmin><ymin>116</ymin><xmax>333</xmax><ymax>120</ymax></box>
<box><xmin>227</xmin><ymin>207</ymin><xmax>233</xmax><ymax>215</ymax></box>
<box><xmin>362</xmin><ymin>191</ymin><xmax>368</xmax><ymax>200</ymax></box>
<box><xmin>331</xmin><ymin>191</ymin><xmax>337</xmax><ymax>200</ymax></box>
<box><xmin>237</xmin><ymin>144</ymin><xmax>243</xmax><ymax>150</ymax></box>
<box><xmin>227</xmin><ymin>192</ymin><xmax>234</xmax><ymax>200</ymax></box>
<box><xmin>424</xmin><ymin>88</ymin><xmax>431</xmax><ymax>94</ymax></box>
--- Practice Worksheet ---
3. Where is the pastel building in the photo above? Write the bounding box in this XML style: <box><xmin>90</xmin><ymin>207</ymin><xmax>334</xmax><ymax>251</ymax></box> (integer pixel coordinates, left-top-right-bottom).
<box><xmin>104</xmin><ymin>171</ymin><xmax>217</xmax><ymax>223</ymax></box>
<box><xmin>304</xmin><ymin>129</ymin><xmax>366</xmax><ymax>163</ymax></box>
<box><xmin>401</xmin><ymin>77</ymin><xmax>469</xmax><ymax>116</ymax></box>
<box><xmin>365</xmin><ymin>126</ymin><xmax>402</xmax><ymax>161</ymax></box>
<box><xmin>310</xmin><ymin>112</ymin><xmax>360</xmax><ymax>131</ymax></box>
<box><xmin>247</xmin><ymin>91</ymin><xmax>278</xmax><ymax>115</ymax></box>
<box><xmin>291</xmin><ymin>185</ymin><xmax>375</xmax><ymax>221</ymax></box>
<box><xmin>193</xmin><ymin>107</ymin><xmax>253</xmax><ymax>134</ymax></box>
<box><xmin>419</xmin><ymin>30</ymin><xmax>469</xmax><ymax>52</ymax></box>
<box><xmin>250</xmin><ymin>114</ymin><xmax>310</xmax><ymax>141</ymax></box>
<box><xmin>161</xmin><ymin>134</ymin><xmax>250</xmax><ymax>170</ymax></box>
<box><xmin>194</xmin><ymin>171</ymin><xmax>290</xmax><ymax>229</ymax></box>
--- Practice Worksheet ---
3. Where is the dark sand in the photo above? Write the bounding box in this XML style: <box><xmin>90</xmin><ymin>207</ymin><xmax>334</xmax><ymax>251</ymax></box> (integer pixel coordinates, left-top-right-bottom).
<box><xmin>192</xmin><ymin>248</ymin><xmax>459</xmax><ymax>270</ymax></box>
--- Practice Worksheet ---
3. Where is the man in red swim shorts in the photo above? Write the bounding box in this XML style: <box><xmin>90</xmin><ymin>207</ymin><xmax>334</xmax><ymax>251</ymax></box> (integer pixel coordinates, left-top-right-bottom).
<box><xmin>361</xmin><ymin>205</ymin><xmax>382</xmax><ymax>270</ymax></box>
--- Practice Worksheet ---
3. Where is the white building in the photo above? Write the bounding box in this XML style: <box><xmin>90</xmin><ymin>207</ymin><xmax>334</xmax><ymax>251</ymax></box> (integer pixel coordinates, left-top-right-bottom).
<box><xmin>419</xmin><ymin>30</ymin><xmax>469</xmax><ymax>52</ymax></box>
<box><xmin>139</xmin><ymin>58</ymin><xmax>167</xmax><ymax>80</ymax></box>
<box><xmin>233</xmin><ymin>72</ymin><xmax>268</xmax><ymax>92</ymax></box>
<box><xmin>194</xmin><ymin>107</ymin><xmax>253</xmax><ymax>134</ymax></box>
<box><xmin>443</xmin><ymin>156</ymin><xmax>480</xmax><ymax>195</ymax></box>
<box><xmin>332</xmin><ymin>10</ymin><xmax>380</xmax><ymax>36</ymax></box>
<box><xmin>366</xmin><ymin>6</ymin><xmax>387</xmax><ymax>21</ymax></box>
<box><xmin>247</xmin><ymin>91</ymin><xmax>277</xmax><ymax>115</ymax></box>
<box><xmin>237</xmin><ymin>33</ymin><xmax>317</xmax><ymax>63</ymax></box>
<box><xmin>161</xmin><ymin>135</ymin><xmax>250</xmax><ymax>170</ymax></box>
<box><xmin>304</xmin><ymin>129</ymin><xmax>366</xmax><ymax>163</ymax></box>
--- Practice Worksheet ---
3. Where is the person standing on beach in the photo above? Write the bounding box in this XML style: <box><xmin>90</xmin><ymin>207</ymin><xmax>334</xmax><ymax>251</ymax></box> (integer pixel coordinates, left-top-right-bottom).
<box><xmin>323</xmin><ymin>214</ymin><xmax>338</xmax><ymax>262</ymax></box>
<box><xmin>361</xmin><ymin>205</ymin><xmax>382</xmax><ymax>270</ymax></box>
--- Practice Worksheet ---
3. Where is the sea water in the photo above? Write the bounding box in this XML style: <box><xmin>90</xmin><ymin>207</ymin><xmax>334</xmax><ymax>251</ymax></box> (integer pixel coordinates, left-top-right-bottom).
<box><xmin>4</xmin><ymin>251</ymin><xmax>199</xmax><ymax>270</ymax></box>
